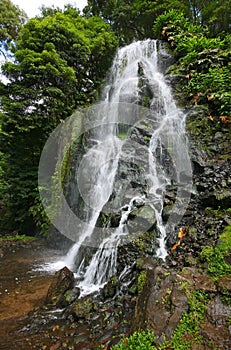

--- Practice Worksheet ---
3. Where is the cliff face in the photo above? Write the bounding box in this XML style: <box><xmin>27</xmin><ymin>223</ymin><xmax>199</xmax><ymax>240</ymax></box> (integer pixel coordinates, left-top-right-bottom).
<box><xmin>129</xmin><ymin>44</ymin><xmax>231</xmax><ymax>349</ymax></box>
<box><xmin>35</xmin><ymin>41</ymin><xmax>231</xmax><ymax>349</ymax></box>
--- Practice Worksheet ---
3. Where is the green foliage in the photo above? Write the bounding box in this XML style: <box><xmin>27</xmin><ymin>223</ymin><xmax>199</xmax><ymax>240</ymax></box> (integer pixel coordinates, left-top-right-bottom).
<box><xmin>205</xmin><ymin>207</ymin><xmax>231</xmax><ymax>218</ymax></box>
<box><xmin>199</xmin><ymin>225</ymin><xmax>231</xmax><ymax>280</ymax></box>
<box><xmin>200</xmin><ymin>0</ymin><xmax>231</xmax><ymax>35</ymax></box>
<box><xmin>137</xmin><ymin>270</ymin><xmax>147</xmax><ymax>295</ymax></box>
<box><xmin>185</xmin><ymin>66</ymin><xmax>231</xmax><ymax>116</ymax></box>
<box><xmin>0</xmin><ymin>8</ymin><xmax>118</xmax><ymax>233</ymax></box>
<box><xmin>1</xmin><ymin>0</ymin><xmax>230</xmax><ymax>235</ymax></box>
<box><xmin>153</xmin><ymin>10</ymin><xmax>208</xmax><ymax>55</ymax></box>
<box><xmin>0</xmin><ymin>0</ymin><xmax>27</xmax><ymax>56</ymax></box>
<box><xmin>85</xmin><ymin>1</ymin><xmax>192</xmax><ymax>44</ymax></box>
<box><xmin>0</xmin><ymin>233</ymin><xmax>36</xmax><ymax>242</ymax></box>
<box><xmin>153</xmin><ymin>10</ymin><xmax>231</xmax><ymax>118</ymax></box>
<box><xmin>28</xmin><ymin>192</ymin><xmax>51</xmax><ymax>236</ymax></box>
<box><xmin>221</xmin><ymin>289</ymin><xmax>231</xmax><ymax>307</ymax></box>
<box><xmin>110</xmin><ymin>330</ymin><xmax>156</xmax><ymax>350</ymax></box>
<box><xmin>153</xmin><ymin>10</ymin><xmax>194</xmax><ymax>40</ymax></box>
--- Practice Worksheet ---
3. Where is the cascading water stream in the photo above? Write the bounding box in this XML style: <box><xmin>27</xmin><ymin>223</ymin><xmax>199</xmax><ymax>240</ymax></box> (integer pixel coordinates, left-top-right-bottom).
<box><xmin>77</xmin><ymin>196</ymin><xmax>143</xmax><ymax>295</ymax></box>
<box><xmin>64</xmin><ymin>135</ymin><xmax>122</xmax><ymax>270</ymax></box>
<box><xmin>64</xmin><ymin>42</ymin><xmax>153</xmax><ymax>294</ymax></box>
<box><xmin>39</xmin><ymin>39</ymin><xmax>192</xmax><ymax>295</ymax></box>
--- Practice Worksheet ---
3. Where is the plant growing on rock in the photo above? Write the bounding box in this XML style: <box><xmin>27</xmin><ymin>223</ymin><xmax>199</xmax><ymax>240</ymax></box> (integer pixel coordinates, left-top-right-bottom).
<box><xmin>153</xmin><ymin>10</ymin><xmax>231</xmax><ymax>120</ymax></box>
<box><xmin>199</xmin><ymin>225</ymin><xmax>231</xmax><ymax>280</ymax></box>
<box><xmin>110</xmin><ymin>330</ymin><xmax>156</xmax><ymax>350</ymax></box>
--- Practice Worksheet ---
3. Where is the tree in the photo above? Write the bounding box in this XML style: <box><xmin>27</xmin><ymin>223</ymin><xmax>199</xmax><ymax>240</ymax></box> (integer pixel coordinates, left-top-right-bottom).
<box><xmin>200</xmin><ymin>0</ymin><xmax>231</xmax><ymax>35</ymax></box>
<box><xmin>0</xmin><ymin>7</ymin><xmax>118</xmax><ymax>233</ymax></box>
<box><xmin>0</xmin><ymin>0</ymin><xmax>27</xmax><ymax>58</ymax></box>
<box><xmin>84</xmin><ymin>0</ymin><xmax>193</xmax><ymax>43</ymax></box>
<box><xmin>185</xmin><ymin>1</ymin><xmax>231</xmax><ymax>34</ymax></box>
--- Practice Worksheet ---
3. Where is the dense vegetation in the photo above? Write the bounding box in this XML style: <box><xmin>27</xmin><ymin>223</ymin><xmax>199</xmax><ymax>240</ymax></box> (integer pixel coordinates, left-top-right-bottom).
<box><xmin>0</xmin><ymin>0</ymin><xmax>27</xmax><ymax>57</ymax></box>
<box><xmin>0</xmin><ymin>1</ymin><xmax>230</xmax><ymax>232</ymax></box>
<box><xmin>0</xmin><ymin>3</ymin><xmax>118</xmax><ymax>233</ymax></box>
<box><xmin>0</xmin><ymin>0</ymin><xmax>230</xmax><ymax>349</ymax></box>
<box><xmin>154</xmin><ymin>10</ymin><xmax>230</xmax><ymax>118</ymax></box>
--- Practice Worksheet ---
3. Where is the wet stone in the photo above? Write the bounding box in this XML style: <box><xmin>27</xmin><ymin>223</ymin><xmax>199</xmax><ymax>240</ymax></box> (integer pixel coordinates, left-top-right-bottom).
<box><xmin>46</xmin><ymin>267</ymin><xmax>74</xmax><ymax>307</ymax></box>
<box><xmin>69</xmin><ymin>295</ymin><xmax>97</xmax><ymax>320</ymax></box>
<box><xmin>206</xmin><ymin>296</ymin><xmax>231</xmax><ymax>326</ymax></box>
<box><xmin>217</xmin><ymin>275</ymin><xmax>231</xmax><ymax>293</ymax></box>
<box><xmin>102</xmin><ymin>276</ymin><xmax>118</xmax><ymax>299</ymax></box>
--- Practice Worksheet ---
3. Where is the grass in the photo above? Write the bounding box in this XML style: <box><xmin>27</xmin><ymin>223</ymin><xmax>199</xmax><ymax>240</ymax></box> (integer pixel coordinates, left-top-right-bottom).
<box><xmin>0</xmin><ymin>233</ymin><xmax>36</xmax><ymax>242</ymax></box>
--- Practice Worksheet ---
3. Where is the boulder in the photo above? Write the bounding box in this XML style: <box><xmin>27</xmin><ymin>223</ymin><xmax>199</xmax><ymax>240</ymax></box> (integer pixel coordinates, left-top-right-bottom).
<box><xmin>132</xmin><ymin>264</ymin><xmax>188</xmax><ymax>342</ymax></box>
<box><xmin>69</xmin><ymin>295</ymin><xmax>97</xmax><ymax>320</ymax></box>
<box><xmin>62</xmin><ymin>287</ymin><xmax>80</xmax><ymax>307</ymax></box>
<box><xmin>102</xmin><ymin>276</ymin><xmax>118</xmax><ymax>299</ymax></box>
<box><xmin>117</xmin><ymin>230</ymin><xmax>157</xmax><ymax>275</ymax></box>
<box><xmin>46</xmin><ymin>266</ymin><xmax>75</xmax><ymax>306</ymax></box>
<box><xmin>206</xmin><ymin>296</ymin><xmax>231</xmax><ymax>326</ymax></box>
<box><xmin>127</xmin><ymin>204</ymin><xmax>156</xmax><ymax>232</ymax></box>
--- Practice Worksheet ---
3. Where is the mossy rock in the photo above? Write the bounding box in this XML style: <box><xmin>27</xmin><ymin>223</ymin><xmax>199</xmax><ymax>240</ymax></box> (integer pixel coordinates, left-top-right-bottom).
<box><xmin>70</xmin><ymin>295</ymin><xmax>97</xmax><ymax>319</ymax></box>
<box><xmin>128</xmin><ymin>204</ymin><xmax>156</xmax><ymax>232</ymax></box>
<box><xmin>102</xmin><ymin>275</ymin><xmax>118</xmax><ymax>299</ymax></box>
<box><xmin>46</xmin><ymin>266</ymin><xmax>74</xmax><ymax>307</ymax></box>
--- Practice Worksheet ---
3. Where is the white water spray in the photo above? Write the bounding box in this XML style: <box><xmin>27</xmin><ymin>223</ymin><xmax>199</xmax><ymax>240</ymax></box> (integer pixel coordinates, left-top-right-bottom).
<box><xmin>40</xmin><ymin>40</ymin><xmax>192</xmax><ymax>293</ymax></box>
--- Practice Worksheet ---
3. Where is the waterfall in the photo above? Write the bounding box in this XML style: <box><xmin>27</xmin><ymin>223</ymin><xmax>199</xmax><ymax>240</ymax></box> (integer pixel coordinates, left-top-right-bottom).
<box><xmin>41</xmin><ymin>39</ymin><xmax>192</xmax><ymax>295</ymax></box>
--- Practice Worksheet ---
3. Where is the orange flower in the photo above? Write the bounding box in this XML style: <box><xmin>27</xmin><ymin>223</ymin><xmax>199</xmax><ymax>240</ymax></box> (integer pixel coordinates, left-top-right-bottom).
<box><xmin>171</xmin><ymin>241</ymin><xmax>181</xmax><ymax>250</ymax></box>
<box><xmin>220</xmin><ymin>116</ymin><xmax>230</xmax><ymax>123</ymax></box>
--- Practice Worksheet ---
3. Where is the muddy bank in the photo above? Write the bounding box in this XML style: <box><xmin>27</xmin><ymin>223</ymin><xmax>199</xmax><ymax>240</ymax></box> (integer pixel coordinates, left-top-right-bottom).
<box><xmin>0</xmin><ymin>241</ymin><xmax>60</xmax><ymax>347</ymax></box>
<box><xmin>0</xmin><ymin>239</ymin><xmax>135</xmax><ymax>350</ymax></box>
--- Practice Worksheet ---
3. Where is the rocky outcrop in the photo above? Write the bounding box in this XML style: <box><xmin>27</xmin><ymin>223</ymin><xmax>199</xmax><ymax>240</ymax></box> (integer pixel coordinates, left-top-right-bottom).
<box><xmin>132</xmin><ymin>262</ymin><xmax>231</xmax><ymax>349</ymax></box>
<box><xmin>68</xmin><ymin>294</ymin><xmax>97</xmax><ymax>320</ymax></box>
<box><xmin>19</xmin><ymin>39</ymin><xmax>230</xmax><ymax>350</ymax></box>
<box><xmin>132</xmin><ymin>261</ymin><xmax>188</xmax><ymax>342</ymax></box>
<box><xmin>46</xmin><ymin>266</ymin><xmax>76</xmax><ymax>307</ymax></box>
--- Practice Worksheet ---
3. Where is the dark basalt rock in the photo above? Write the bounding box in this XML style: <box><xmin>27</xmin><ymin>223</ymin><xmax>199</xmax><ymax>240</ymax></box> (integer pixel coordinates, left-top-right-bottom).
<box><xmin>157</xmin><ymin>41</ymin><xmax>175</xmax><ymax>74</ymax></box>
<box><xmin>132</xmin><ymin>263</ymin><xmax>189</xmax><ymax>342</ymax></box>
<box><xmin>69</xmin><ymin>294</ymin><xmax>97</xmax><ymax>320</ymax></box>
<box><xmin>102</xmin><ymin>275</ymin><xmax>118</xmax><ymax>299</ymax></box>
<box><xmin>46</xmin><ymin>266</ymin><xmax>75</xmax><ymax>307</ymax></box>
<box><xmin>117</xmin><ymin>229</ymin><xmax>158</xmax><ymax>276</ymax></box>
<box><xmin>127</xmin><ymin>204</ymin><xmax>157</xmax><ymax>232</ymax></box>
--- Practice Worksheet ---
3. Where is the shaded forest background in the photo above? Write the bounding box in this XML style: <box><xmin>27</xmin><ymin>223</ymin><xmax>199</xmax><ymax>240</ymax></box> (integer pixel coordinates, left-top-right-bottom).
<box><xmin>0</xmin><ymin>0</ymin><xmax>230</xmax><ymax>235</ymax></box>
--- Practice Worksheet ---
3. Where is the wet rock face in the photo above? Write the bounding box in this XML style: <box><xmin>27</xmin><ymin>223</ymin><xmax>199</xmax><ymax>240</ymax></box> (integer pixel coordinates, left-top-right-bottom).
<box><xmin>46</xmin><ymin>266</ymin><xmax>76</xmax><ymax>307</ymax></box>
<box><xmin>102</xmin><ymin>276</ymin><xmax>118</xmax><ymax>299</ymax></box>
<box><xmin>193</xmin><ymin>160</ymin><xmax>231</xmax><ymax>210</ymax></box>
<box><xmin>202</xmin><ymin>295</ymin><xmax>231</xmax><ymax>350</ymax></box>
<box><xmin>127</xmin><ymin>204</ymin><xmax>157</xmax><ymax>233</ymax></box>
<box><xmin>117</xmin><ymin>229</ymin><xmax>157</xmax><ymax>277</ymax></box>
<box><xmin>217</xmin><ymin>275</ymin><xmax>231</xmax><ymax>293</ymax></box>
<box><xmin>132</xmin><ymin>263</ymin><xmax>231</xmax><ymax>349</ymax></box>
<box><xmin>37</xmin><ymin>41</ymin><xmax>230</xmax><ymax>350</ymax></box>
<box><xmin>157</xmin><ymin>41</ymin><xmax>175</xmax><ymax>74</ymax></box>
<box><xmin>69</xmin><ymin>295</ymin><xmax>97</xmax><ymax>320</ymax></box>
<box><xmin>164</xmin><ymin>144</ymin><xmax>231</xmax><ymax>261</ymax></box>
<box><xmin>206</xmin><ymin>296</ymin><xmax>231</xmax><ymax>327</ymax></box>
<box><xmin>132</xmin><ymin>262</ymin><xmax>188</xmax><ymax>342</ymax></box>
